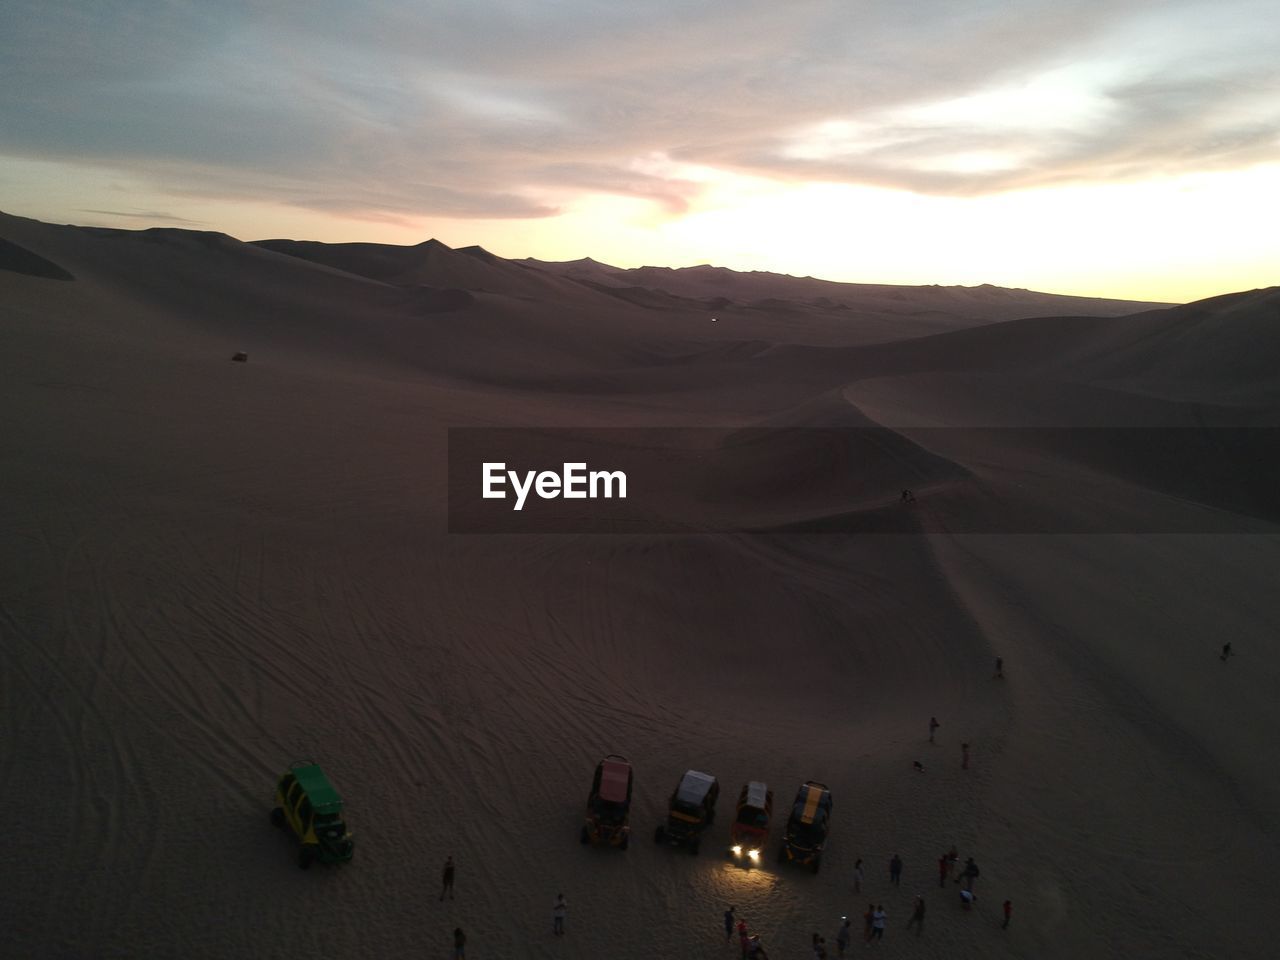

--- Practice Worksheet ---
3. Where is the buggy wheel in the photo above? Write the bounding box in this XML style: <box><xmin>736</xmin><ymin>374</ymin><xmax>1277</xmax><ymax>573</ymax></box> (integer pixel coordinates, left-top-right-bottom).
<box><xmin>270</xmin><ymin>807</ymin><xmax>285</xmax><ymax>829</ymax></box>
<box><xmin>579</xmin><ymin>826</ymin><xmax>589</xmax><ymax>845</ymax></box>
<box><xmin>298</xmin><ymin>846</ymin><xmax>315</xmax><ymax>870</ymax></box>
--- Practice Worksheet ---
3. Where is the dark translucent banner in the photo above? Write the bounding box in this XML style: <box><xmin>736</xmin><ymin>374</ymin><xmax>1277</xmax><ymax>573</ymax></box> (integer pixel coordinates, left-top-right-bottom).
<box><xmin>447</xmin><ymin>427</ymin><xmax>1280</xmax><ymax>534</ymax></box>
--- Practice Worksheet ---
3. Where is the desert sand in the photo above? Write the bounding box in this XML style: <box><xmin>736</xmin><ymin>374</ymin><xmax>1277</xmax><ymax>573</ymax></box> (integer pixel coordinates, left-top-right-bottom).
<box><xmin>2</xmin><ymin>209</ymin><xmax>1278</xmax><ymax>959</ymax></box>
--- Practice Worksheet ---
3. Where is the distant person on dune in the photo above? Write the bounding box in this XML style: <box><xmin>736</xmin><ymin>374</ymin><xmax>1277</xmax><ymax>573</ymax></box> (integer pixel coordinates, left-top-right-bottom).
<box><xmin>862</xmin><ymin>904</ymin><xmax>874</xmax><ymax>942</ymax></box>
<box><xmin>439</xmin><ymin>855</ymin><xmax>455</xmax><ymax>900</ymax></box>
<box><xmin>870</xmin><ymin>906</ymin><xmax>886</xmax><ymax>943</ymax></box>
<box><xmin>835</xmin><ymin>917</ymin><xmax>851</xmax><ymax>956</ymax></box>
<box><xmin>961</xmin><ymin>742</ymin><xmax>970</xmax><ymax>769</ymax></box>
<box><xmin>960</xmin><ymin>858</ymin><xmax>980</xmax><ymax>891</ymax></box>
<box><xmin>890</xmin><ymin>853</ymin><xmax>902</xmax><ymax>886</ymax></box>
<box><xmin>901</xmin><ymin>489</ymin><xmax>915</xmax><ymax>503</ymax></box>
<box><xmin>739</xmin><ymin>919</ymin><xmax>750</xmax><ymax>958</ymax></box>
<box><xmin>724</xmin><ymin>906</ymin><xmax>736</xmax><ymax>941</ymax></box>
<box><xmin>939</xmin><ymin>854</ymin><xmax>950</xmax><ymax>887</ymax></box>
<box><xmin>929</xmin><ymin>716</ymin><xmax>940</xmax><ymax>742</ymax></box>
<box><xmin>960</xmin><ymin>888</ymin><xmax>976</xmax><ymax>909</ymax></box>
<box><xmin>908</xmin><ymin>896</ymin><xmax>926</xmax><ymax>934</ymax></box>
<box><xmin>1221</xmin><ymin>642</ymin><xmax>1232</xmax><ymax>661</ymax></box>
<box><xmin>552</xmin><ymin>893</ymin><xmax>568</xmax><ymax>935</ymax></box>
<box><xmin>994</xmin><ymin>656</ymin><xmax>1004</xmax><ymax>678</ymax></box>
<box><xmin>453</xmin><ymin>927</ymin><xmax>465</xmax><ymax>959</ymax></box>
<box><xmin>1003</xmin><ymin>899</ymin><xmax>1013</xmax><ymax>929</ymax></box>
<box><xmin>854</xmin><ymin>858</ymin><xmax>864</xmax><ymax>893</ymax></box>
<box><xmin>746</xmin><ymin>934</ymin><xmax>769</xmax><ymax>958</ymax></box>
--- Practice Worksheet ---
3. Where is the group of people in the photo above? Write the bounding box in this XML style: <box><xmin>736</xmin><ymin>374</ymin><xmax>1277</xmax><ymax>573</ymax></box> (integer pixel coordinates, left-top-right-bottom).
<box><xmin>725</xmin><ymin>907</ymin><xmax>769</xmax><ymax>958</ymax></box>
<box><xmin>438</xmin><ymin>856</ymin><xmax>569</xmax><ymax>955</ymax></box>
<box><xmin>732</xmin><ymin>848</ymin><xmax>1011</xmax><ymax>958</ymax></box>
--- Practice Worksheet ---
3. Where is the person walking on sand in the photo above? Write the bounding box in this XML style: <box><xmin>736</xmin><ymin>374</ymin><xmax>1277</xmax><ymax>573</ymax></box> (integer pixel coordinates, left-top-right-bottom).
<box><xmin>453</xmin><ymin>927</ymin><xmax>466</xmax><ymax>959</ymax></box>
<box><xmin>724</xmin><ymin>906</ymin><xmax>736</xmax><ymax>942</ymax></box>
<box><xmin>1221</xmin><ymin>642</ymin><xmax>1232</xmax><ymax>661</ymax></box>
<box><xmin>853</xmin><ymin>859</ymin><xmax>864</xmax><ymax>893</ymax></box>
<box><xmin>835</xmin><ymin>917</ymin><xmax>851</xmax><ymax>957</ymax></box>
<box><xmin>1003</xmin><ymin>899</ymin><xmax>1012</xmax><ymax>929</ymax></box>
<box><xmin>862</xmin><ymin>904</ymin><xmax>875</xmax><ymax>942</ymax></box>
<box><xmin>889</xmin><ymin>854</ymin><xmax>902</xmax><ymax>886</ymax></box>
<box><xmin>870</xmin><ymin>906</ymin><xmax>886</xmax><ymax>943</ymax></box>
<box><xmin>994</xmin><ymin>656</ymin><xmax>1003</xmax><ymax>678</ymax></box>
<box><xmin>738</xmin><ymin>919</ymin><xmax>750</xmax><ymax>959</ymax></box>
<box><xmin>552</xmin><ymin>893</ymin><xmax>568</xmax><ymax>935</ymax></box>
<box><xmin>439</xmin><ymin>856</ymin><xmax>455</xmax><ymax>901</ymax></box>
<box><xmin>746</xmin><ymin>934</ymin><xmax>769</xmax><ymax>959</ymax></box>
<box><xmin>929</xmin><ymin>716</ymin><xmax>939</xmax><ymax>742</ymax></box>
<box><xmin>938</xmin><ymin>854</ymin><xmax>950</xmax><ymax>888</ymax></box>
<box><xmin>812</xmin><ymin>932</ymin><xmax>827</xmax><ymax>959</ymax></box>
<box><xmin>960</xmin><ymin>858</ymin><xmax>979</xmax><ymax>891</ymax></box>
<box><xmin>908</xmin><ymin>896</ymin><xmax>925</xmax><ymax>935</ymax></box>
<box><xmin>961</xmin><ymin>742</ymin><xmax>970</xmax><ymax>769</ymax></box>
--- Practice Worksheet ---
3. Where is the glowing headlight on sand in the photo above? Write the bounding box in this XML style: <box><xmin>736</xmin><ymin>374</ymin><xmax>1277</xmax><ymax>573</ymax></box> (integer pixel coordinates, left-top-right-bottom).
<box><xmin>731</xmin><ymin>844</ymin><xmax>742</xmax><ymax>856</ymax></box>
<box><xmin>748</xmin><ymin>849</ymin><xmax>760</xmax><ymax>860</ymax></box>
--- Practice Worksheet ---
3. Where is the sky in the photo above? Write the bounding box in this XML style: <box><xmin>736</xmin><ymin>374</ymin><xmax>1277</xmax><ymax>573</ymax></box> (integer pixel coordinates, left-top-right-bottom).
<box><xmin>1</xmin><ymin>0</ymin><xmax>1277</xmax><ymax>302</ymax></box>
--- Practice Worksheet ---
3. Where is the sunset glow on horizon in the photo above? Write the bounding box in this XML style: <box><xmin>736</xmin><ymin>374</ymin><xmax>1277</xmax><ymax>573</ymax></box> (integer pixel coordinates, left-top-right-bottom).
<box><xmin>3</xmin><ymin>1</ymin><xmax>1277</xmax><ymax>303</ymax></box>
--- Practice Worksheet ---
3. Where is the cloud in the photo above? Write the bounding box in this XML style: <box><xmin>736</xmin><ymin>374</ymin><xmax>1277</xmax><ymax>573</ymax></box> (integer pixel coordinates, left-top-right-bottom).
<box><xmin>2</xmin><ymin>0</ymin><xmax>1277</xmax><ymax>219</ymax></box>
<box><xmin>80</xmin><ymin>209</ymin><xmax>205</xmax><ymax>224</ymax></box>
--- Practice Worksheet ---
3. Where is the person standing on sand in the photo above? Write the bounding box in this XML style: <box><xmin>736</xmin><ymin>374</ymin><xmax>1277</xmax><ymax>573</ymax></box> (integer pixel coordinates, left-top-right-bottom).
<box><xmin>929</xmin><ymin>716</ymin><xmax>939</xmax><ymax>742</ymax></box>
<box><xmin>862</xmin><ymin>904</ymin><xmax>874</xmax><ymax>942</ymax></box>
<box><xmin>739</xmin><ymin>919</ymin><xmax>750</xmax><ymax>958</ymax></box>
<box><xmin>439</xmin><ymin>856</ymin><xmax>455</xmax><ymax>901</ymax></box>
<box><xmin>960</xmin><ymin>858</ymin><xmax>979</xmax><ymax>891</ymax></box>
<box><xmin>870</xmin><ymin>906</ymin><xmax>886</xmax><ymax>943</ymax></box>
<box><xmin>994</xmin><ymin>656</ymin><xmax>1004</xmax><ymax>678</ymax></box>
<box><xmin>1221</xmin><ymin>642</ymin><xmax>1232</xmax><ymax>661</ymax></box>
<box><xmin>724</xmin><ymin>906</ymin><xmax>736</xmax><ymax>942</ymax></box>
<box><xmin>552</xmin><ymin>893</ymin><xmax>568</xmax><ymax>935</ymax></box>
<box><xmin>889</xmin><ymin>854</ymin><xmax>902</xmax><ymax>886</ymax></box>
<box><xmin>1003</xmin><ymin>899</ymin><xmax>1012</xmax><ymax>929</ymax></box>
<box><xmin>938</xmin><ymin>854</ymin><xmax>950</xmax><ymax>887</ymax></box>
<box><xmin>811</xmin><ymin>932</ymin><xmax>827</xmax><ymax>959</ymax></box>
<box><xmin>835</xmin><ymin>917</ymin><xmax>851</xmax><ymax>957</ymax></box>
<box><xmin>453</xmin><ymin>927</ymin><xmax>466</xmax><ymax>959</ymax></box>
<box><xmin>961</xmin><ymin>742</ymin><xmax>970</xmax><ymax>769</ymax></box>
<box><xmin>853</xmin><ymin>859</ymin><xmax>864</xmax><ymax>893</ymax></box>
<box><xmin>908</xmin><ymin>896</ymin><xmax>925</xmax><ymax>935</ymax></box>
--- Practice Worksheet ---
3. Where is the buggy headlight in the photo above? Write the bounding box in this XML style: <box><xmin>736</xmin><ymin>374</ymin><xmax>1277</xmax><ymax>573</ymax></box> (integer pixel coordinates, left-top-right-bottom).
<box><xmin>731</xmin><ymin>845</ymin><xmax>742</xmax><ymax>856</ymax></box>
<box><xmin>748</xmin><ymin>849</ymin><xmax>760</xmax><ymax>860</ymax></box>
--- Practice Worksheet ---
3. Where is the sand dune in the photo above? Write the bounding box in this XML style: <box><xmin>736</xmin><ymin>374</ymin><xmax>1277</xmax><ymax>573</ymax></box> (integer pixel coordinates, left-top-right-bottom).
<box><xmin>3</xmin><ymin>212</ymin><xmax>1278</xmax><ymax>959</ymax></box>
<box><xmin>524</xmin><ymin>257</ymin><xmax>1170</xmax><ymax>320</ymax></box>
